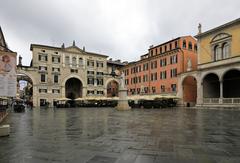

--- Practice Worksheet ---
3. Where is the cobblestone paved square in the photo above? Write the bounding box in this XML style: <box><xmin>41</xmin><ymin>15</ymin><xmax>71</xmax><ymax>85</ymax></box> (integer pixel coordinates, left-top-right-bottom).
<box><xmin>1</xmin><ymin>107</ymin><xmax>240</xmax><ymax>163</ymax></box>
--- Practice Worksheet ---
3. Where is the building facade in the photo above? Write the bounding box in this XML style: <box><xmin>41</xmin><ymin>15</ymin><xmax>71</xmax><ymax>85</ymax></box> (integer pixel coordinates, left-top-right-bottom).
<box><xmin>178</xmin><ymin>18</ymin><xmax>240</xmax><ymax>107</ymax></box>
<box><xmin>18</xmin><ymin>42</ymin><xmax>123</xmax><ymax>107</ymax></box>
<box><xmin>121</xmin><ymin>36</ymin><xmax>197</xmax><ymax>98</ymax></box>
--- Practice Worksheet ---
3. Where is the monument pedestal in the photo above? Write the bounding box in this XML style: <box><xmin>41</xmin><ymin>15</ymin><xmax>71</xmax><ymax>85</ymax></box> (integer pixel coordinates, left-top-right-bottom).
<box><xmin>0</xmin><ymin>124</ymin><xmax>10</xmax><ymax>137</ymax></box>
<box><xmin>116</xmin><ymin>88</ymin><xmax>131</xmax><ymax>111</ymax></box>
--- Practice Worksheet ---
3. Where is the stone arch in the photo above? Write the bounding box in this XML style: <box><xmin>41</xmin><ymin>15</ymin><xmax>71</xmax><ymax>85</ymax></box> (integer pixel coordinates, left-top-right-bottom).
<box><xmin>65</xmin><ymin>78</ymin><xmax>83</xmax><ymax>99</ymax></box>
<box><xmin>182</xmin><ymin>75</ymin><xmax>197</xmax><ymax>106</ymax></box>
<box><xmin>105</xmin><ymin>78</ymin><xmax>120</xmax><ymax>97</ymax></box>
<box><xmin>222</xmin><ymin>69</ymin><xmax>240</xmax><ymax>98</ymax></box>
<box><xmin>202</xmin><ymin>73</ymin><xmax>220</xmax><ymax>98</ymax></box>
<box><xmin>17</xmin><ymin>69</ymin><xmax>36</xmax><ymax>85</ymax></box>
<box><xmin>61</xmin><ymin>74</ymin><xmax>85</xmax><ymax>87</ymax></box>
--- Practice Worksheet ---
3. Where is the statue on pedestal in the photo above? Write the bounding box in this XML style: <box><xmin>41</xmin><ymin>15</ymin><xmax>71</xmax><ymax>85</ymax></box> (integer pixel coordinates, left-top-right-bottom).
<box><xmin>120</xmin><ymin>72</ymin><xmax>125</xmax><ymax>89</ymax></box>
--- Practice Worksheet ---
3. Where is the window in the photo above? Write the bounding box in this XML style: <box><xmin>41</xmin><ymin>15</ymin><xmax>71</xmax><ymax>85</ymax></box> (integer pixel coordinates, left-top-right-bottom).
<box><xmin>87</xmin><ymin>90</ymin><xmax>94</xmax><ymax>95</ymax></box>
<box><xmin>170</xmin><ymin>43</ymin><xmax>172</xmax><ymax>50</ymax></box>
<box><xmin>152</xmin><ymin>87</ymin><xmax>156</xmax><ymax>93</ymax></box>
<box><xmin>87</xmin><ymin>71</ymin><xmax>95</xmax><ymax>75</ymax></box>
<box><xmin>214</xmin><ymin>45</ymin><xmax>221</xmax><ymax>61</ymax></box>
<box><xmin>143</xmin><ymin>63</ymin><xmax>148</xmax><ymax>71</ymax></box>
<box><xmin>188</xmin><ymin>42</ymin><xmax>192</xmax><ymax>50</ymax></box>
<box><xmin>87</xmin><ymin>78</ymin><xmax>94</xmax><ymax>85</ymax></box>
<box><xmin>222</xmin><ymin>42</ymin><xmax>229</xmax><ymax>59</ymax></box>
<box><xmin>211</xmin><ymin>33</ymin><xmax>231</xmax><ymax>61</ymax></box>
<box><xmin>143</xmin><ymin>74</ymin><xmax>148</xmax><ymax>82</ymax></box>
<box><xmin>183</xmin><ymin>40</ymin><xmax>186</xmax><ymax>49</ymax></box>
<box><xmin>155</xmin><ymin>49</ymin><xmax>157</xmax><ymax>55</ymax></box>
<box><xmin>97</xmin><ymin>61</ymin><xmax>104</xmax><ymax>68</ymax></box>
<box><xmin>171</xmin><ymin>84</ymin><xmax>177</xmax><ymax>92</ymax></box>
<box><xmin>97</xmin><ymin>72</ymin><xmax>103</xmax><ymax>76</ymax></box>
<box><xmin>72</xmin><ymin>57</ymin><xmax>77</xmax><ymax>67</ymax></box>
<box><xmin>138</xmin><ymin>76</ymin><xmax>141</xmax><ymax>83</ymax></box>
<box><xmin>53</xmin><ymin>75</ymin><xmax>58</xmax><ymax>83</ymax></box>
<box><xmin>194</xmin><ymin>44</ymin><xmax>197</xmax><ymax>52</ymax></box>
<box><xmin>52</xmin><ymin>67</ymin><xmax>60</xmax><ymax>72</ymax></box>
<box><xmin>144</xmin><ymin>87</ymin><xmax>149</xmax><ymax>93</ymax></box>
<box><xmin>97</xmin><ymin>91</ymin><xmax>104</xmax><ymax>95</ymax></box>
<box><xmin>160</xmin><ymin>58</ymin><xmax>167</xmax><ymax>67</ymax></box>
<box><xmin>65</xmin><ymin>56</ymin><xmax>70</xmax><ymax>65</ymax></box>
<box><xmin>139</xmin><ymin>65</ymin><xmax>141</xmax><ymax>72</ymax></box>
<box><xmin>52</xmin><ymin>56</ymin><xmax>60</xmax><ymax>63</ymax></box>
<box><xmin>170</xmin><ymin>68</ymin><xmax>177</xmax><ymax>78</ymax></box>
<box><xmin>125</xmin><ymin>79</ymin><xmax>129</xmax><ymax>85</ymax></box>
<box><xmin>70</xmin><ymin>69</ymin><xmax>78</xmax><ymax>73</ymax></box>
<box><xmin>161</xmin><ymin>85</ymin><xmax>165</xmax><ymax>93</ymax></box>
<box><xmin>170</xmin><ymin>55</ymin><xmax>178</xmax><ymax>64</ymax></box>
<box><xmin>97</xmin><ymin>78</ymin><xmax>103</xmax><ymax>85</ymax></box>
<box><xmin>39</xmin><ymin>66</ymin><xmax>47</xmax><ymax>71</ymax></box>
<box><xmin>79</xmin><ymin>58</ymin><xmax>83</xmax><ymax>66</ymax></box>
<box><xmin>160</xmin><ymin>71</ymin><xmax>167</xmax><ymax>79</ymax></box>
<box><xmin>164</xmin><ymin>45</ymin><xmax>167</xmax><ymax>52</ymax></box>
<box><xmin>87</xmin><ymin>60</ymin><xmax>94</xmax><ymax>67</ymax></box>
<box><xmin>160</xmin><ymin>47</ymin><xmax>162</xmax><ymax>53</ymax></box>
<box><xmin>39</xmin><ymin>89</ymin><xmax>47</xmax><ymax>93</ymax></box>
<box><xmin>38</xmin><ymin>54</ymin><xmax>48</xmax><ymax>62</ymax></box>
<box><xmin>52</xmin><ymin>89</ymin><xmax>60</xmax><ymax>94</ymax></box>
<box><xmin>175</xmin><ymin>41</ymin><xmax>178</xmax><ymax>48</ymax></box>
<box><xmin>41</xmin><ymin>74</ymin><xmax>46</xmax><ymax>82</ymax></box>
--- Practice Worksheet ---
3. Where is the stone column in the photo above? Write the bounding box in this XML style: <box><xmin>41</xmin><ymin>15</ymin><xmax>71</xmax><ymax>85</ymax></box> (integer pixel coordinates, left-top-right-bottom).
<box><xmin>196</xmin><ymin>81</ymin><xmax>203</xmax><ymax>107</ymax></box>
<box><xmin>220</xmin><ymin>80</ymin><xmax>223</xmax><ymax>104</ymax></box>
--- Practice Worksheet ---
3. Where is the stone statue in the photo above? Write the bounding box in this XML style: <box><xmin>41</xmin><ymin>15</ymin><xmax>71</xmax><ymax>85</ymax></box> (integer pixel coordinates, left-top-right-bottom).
<box><xmin>187</xmin><ymin>58</ymin><xmax>192</xmax><ymax>71</ymax></box>
<box><xmin>120</xmin><ymin>72</ymin><xmax>125</xmax><ymax>89</ymax></box>
<box><xmin>198</xmin><ymin>23</ymin><xmax>202</xmax><ymax>34</ymax></box>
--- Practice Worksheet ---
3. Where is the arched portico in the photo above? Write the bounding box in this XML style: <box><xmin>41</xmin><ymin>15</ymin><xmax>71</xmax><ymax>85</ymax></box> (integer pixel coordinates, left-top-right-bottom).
<box><xmin>105</xmin><ymin>78</ymin><xmax>120</xmax><ymax>97</ymax></box>
<box><xmin>182</xmin><ymin>76</ymin><xmax>197</xmax><ymax>106</ymax></box>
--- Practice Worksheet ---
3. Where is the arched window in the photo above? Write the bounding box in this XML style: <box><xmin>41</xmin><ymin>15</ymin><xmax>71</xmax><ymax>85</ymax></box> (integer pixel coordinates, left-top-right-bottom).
<box><xmin>222</xmin><ymin>42</ymin><xmax>229</xmax><ymax>59</ymax></box>
<box><xmin>72</xmin><ymin>57</ymin><xmax>77</xmax><ymax>67</ymax></box>
<box><xmin>183</xmin><ymin>40</ymin><xmax>186</xmax><ymax>49</ymax></box>
<box><xmin>214</xmin><ymin>45</ymin><xmax>221</xmax><ymax>61</ymax></box>
<box><xmin>194</xmin><ymin>44</ymin><xmax>197</xmax><ymax>52</ymax></box>
<box><xmin>79</xmin><ymin>58</ymin><xmax>83</xmax><ymax>66</ymax></box>
<box><xmin>65</xmin><ymin>56</ymin><xmax>70</xmax><ymax>65</ymax></box>
<box><xmin>188</xmin><ymin>42</ymin><xmax>192</xmax><ymax>50</ymax></box>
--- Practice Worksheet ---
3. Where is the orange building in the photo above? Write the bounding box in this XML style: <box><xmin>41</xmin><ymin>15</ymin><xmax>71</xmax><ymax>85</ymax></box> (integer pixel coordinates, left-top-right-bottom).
<box><xmin>122</xmin><ymin>36</ymin><xmax>197</xmax><ymax>96</ymax></box>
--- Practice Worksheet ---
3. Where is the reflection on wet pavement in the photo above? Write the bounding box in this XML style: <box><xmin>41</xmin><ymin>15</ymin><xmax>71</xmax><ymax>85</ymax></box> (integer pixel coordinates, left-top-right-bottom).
<box><xmin>0</xmin><ymin>107</ymin><xmax>240</xmax><ymax>163</ymax></box>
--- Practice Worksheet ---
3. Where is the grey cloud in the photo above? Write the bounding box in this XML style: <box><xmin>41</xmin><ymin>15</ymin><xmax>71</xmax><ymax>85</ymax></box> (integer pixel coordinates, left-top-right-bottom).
<box><xmin>0</xmin><ymin>0</ymin><xmax>239</xmax><ymax>65</ymax></box>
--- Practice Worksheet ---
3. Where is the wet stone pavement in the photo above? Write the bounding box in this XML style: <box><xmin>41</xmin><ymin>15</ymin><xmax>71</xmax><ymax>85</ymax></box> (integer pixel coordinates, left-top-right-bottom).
<box><xmin>0</xmin><ymin>107</ymin><xmax>240</xmax><ymax>163</ymax></box>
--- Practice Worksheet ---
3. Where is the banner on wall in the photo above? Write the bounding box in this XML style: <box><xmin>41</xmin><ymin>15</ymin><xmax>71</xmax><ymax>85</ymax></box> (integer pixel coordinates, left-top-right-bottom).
<box><xmin>0</xmin><ymin>52</ymin><xmax>17</xmax><ymax>97</ymax></box>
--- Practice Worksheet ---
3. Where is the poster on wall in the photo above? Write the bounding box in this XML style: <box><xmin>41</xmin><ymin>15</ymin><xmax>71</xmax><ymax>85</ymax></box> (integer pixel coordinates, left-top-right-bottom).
<box><xmin>0</xmin><ymin>53</ymin><xmax>17</xmax><ymax>97</ymax></box>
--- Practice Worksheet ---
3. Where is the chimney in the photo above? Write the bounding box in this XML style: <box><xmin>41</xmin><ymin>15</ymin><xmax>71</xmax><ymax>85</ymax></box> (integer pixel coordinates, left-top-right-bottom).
<box><xmin>83</xmin><ymin>46</ymin><xmax>85</xmax><ymax>51</ymax></box>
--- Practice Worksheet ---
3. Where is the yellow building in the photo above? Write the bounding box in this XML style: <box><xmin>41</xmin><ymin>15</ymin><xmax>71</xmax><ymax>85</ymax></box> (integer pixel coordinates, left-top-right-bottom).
<box><xmin>178</xmin><ymin>18</ymin><xmax>240</xmax><ymax>107</ymax></box>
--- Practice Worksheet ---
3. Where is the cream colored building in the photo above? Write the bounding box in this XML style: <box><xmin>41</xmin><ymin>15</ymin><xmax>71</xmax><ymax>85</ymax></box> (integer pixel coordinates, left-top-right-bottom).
<box><xmin>18</xmin><ymin>42</ymin><xmax>122</xmax><ymax>107</ymax></box>
<box><xmin>178</xmin><ymin>18</ymin><xmax>240</xmax><ymax>107</ymax></box>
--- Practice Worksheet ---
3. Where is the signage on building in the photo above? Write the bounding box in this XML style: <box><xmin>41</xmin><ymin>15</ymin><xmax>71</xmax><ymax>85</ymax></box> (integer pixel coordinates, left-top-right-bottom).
<box><xmin>0</xmin><ymin>52</ymin><xmax>17</xmax><ymax>97</ymax></box>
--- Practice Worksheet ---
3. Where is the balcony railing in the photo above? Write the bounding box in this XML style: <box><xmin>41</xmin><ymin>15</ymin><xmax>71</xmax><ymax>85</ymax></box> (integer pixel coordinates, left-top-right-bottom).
<box><xmin>203</xmin><ymin>98</ymin><xmax>240</xmax><ymax>104</ymax></box>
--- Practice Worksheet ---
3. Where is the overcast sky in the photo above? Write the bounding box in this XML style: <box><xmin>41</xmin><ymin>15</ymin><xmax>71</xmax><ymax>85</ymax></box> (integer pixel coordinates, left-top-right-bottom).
<box><xmin>0</xmin><ymin>0</ymin><xmax>239</xmax><ymax>65</ymax></box>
